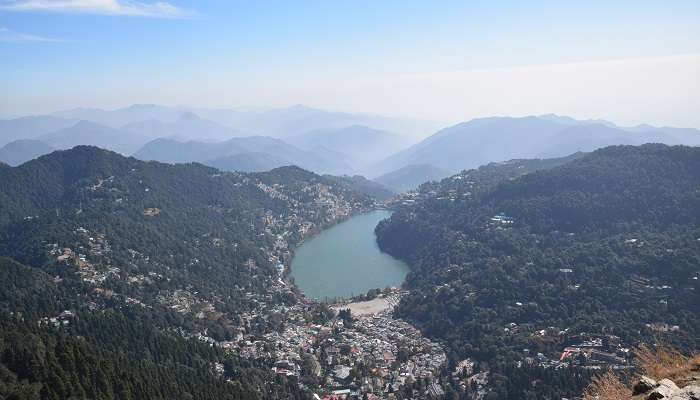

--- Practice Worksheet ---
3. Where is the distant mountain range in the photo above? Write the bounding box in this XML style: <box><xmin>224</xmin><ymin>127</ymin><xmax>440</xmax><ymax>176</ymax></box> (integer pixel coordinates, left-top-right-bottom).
<box><xmin>0</xmin><ymin>115</ymin><xmax>76</xmax><ymax>147</ymax></box>
<box><xmin>121</xmin><ymin>112</ymin><xmax>241</xmax><ymax>142</ymax></box>
<box><xmin>194</xmin><ymin>104</ymin><xmax>438</xmax><ymax>139</ymax></box>
<box><xmin>375</xmin><ymin>115</ymin><xmax>700</xmax><ymax>174</ymax></box>
<box><xmin>2</xmin><ymin>108</ymin><xmax>699</xmax><ymax>183</ymax></box>
<box><xmin>290</xmin><ymin>125</ymin><xmax>411</xmax><ymax>171</ymax></box>
<box><xmin>52</xmin><ymin>104</ymin><xmax>184</xmax><ymax>128</ymax></box>
<box><xmin>131</xmin><ymin>123</ymin><xmax>407</xmax><ymax>175</ymax></box>
<box><xmin>133</xmin><ymin>136</ymin><xmax>352</xmax><ymax>174</ymax></box>
<box><xmin>39</xmin><ymin>120</ymin><xmax>160</xmax><ymax>155</ymax></box>
<box><xmin>0</xmin><ymin>105</ymin><xmax>425</xmax><ymax>174</ymax></box>
<box><xmin>50</xmin><ymin>104</ymin><xmax>437</xmax><ymax>139</ymax></box>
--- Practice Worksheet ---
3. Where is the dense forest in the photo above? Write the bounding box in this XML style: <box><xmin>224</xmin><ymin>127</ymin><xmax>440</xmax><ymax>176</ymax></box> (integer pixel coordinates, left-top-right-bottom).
<box><xmin>0</xmin><ymin>257</ymin><xmax>307</xmax><ymax>400</ymax></box>
<box><xmin>377</xmin><ymin>144</ymin><xmax>700</xmax><ymax>399</ymax></box>
<box><xmin>2</xmin><ymin>144</ymin><xmax>698</xmax><ymax>399</ymax></box>
<box><xmin>0</xmin><ymin>146</ymin><xmax>373</xmax><ymax>399</ymax></box>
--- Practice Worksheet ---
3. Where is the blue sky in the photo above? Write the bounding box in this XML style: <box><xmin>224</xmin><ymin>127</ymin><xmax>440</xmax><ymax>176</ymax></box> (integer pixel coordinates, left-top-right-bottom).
<box><xmin>1</xmin><ymin>0</ymin><xmax>699</xmax><ymax>126</ymax></box>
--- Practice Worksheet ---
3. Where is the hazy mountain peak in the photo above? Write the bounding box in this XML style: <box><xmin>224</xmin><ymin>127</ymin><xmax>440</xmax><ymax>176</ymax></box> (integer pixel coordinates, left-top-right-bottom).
<box><xmin>124</xmin><ymin>103</ymin><xmax>160</xmax><ymax>110</ymax></box>
<box><xmin>55</xmin><ymin>106</ymin><xmax>104</xmax><ymax>114</ymax></box>
<box><xmin>133</xmin><ymin>135</ymin><xmax>353</xmax><ymax>174</ymax></box>
<box><xmin>0</xmin><ymin>115</ymin><xmax>77</xmax><ymax>147</ymax></box>
<box><xmin>38</xmin><ymin>120</ymin><xmax>155</xmax><ymax>155</ymax></box>
<box><xmin>537</xmin><ymin>113</ymin><xmax>617</xmax><ymax>127</ymax></box>
<box><xmin>177</xmin><ymin>111</ymin><xmax>201</xmax><ymax>121</ymax></box>
<box><xmin>72</xmin><ymin>119</ymin><xmax>106</xmax><ymax>129</ymax></box>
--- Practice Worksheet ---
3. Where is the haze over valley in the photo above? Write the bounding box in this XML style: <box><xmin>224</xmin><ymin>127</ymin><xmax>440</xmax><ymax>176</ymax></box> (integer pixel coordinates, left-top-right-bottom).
<box><xmin>2</xmin><ymin>105</ymin><xmax>699</xmax><ymax>188</ymax></box>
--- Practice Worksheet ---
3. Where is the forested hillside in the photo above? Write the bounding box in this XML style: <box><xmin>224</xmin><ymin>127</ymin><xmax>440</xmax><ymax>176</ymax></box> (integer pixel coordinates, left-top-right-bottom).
<box><xmin>0</xmin><ymin>258</ymin><xmax>306</xmax><ymax>400</ymax></box>
<box><xmin>377</xmin><ymin>145</ymin><xmax>700</xmax><ymax>399</ymax></box>
<box><xmin>0</xmin><ymin>146</ymin><xmax>373</xmax><ymax>399</ymax></box>
<box><xmin>322</xmin><ymin>174</ymin><xmax>396</xmax><ymax>201</ymax></box>
<box><xmin>375</xmin><ymin>163</ymin><xmax>452</xmax><ymax>193</ymax></box>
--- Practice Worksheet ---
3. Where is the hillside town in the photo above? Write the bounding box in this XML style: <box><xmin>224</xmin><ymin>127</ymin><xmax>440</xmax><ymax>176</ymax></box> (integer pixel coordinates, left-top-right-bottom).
<box><xmin>37</xmin><ymin>171</ymin><xmax>448</xmax><ymax>398</ymax></box>
<box><xmin>36</xmin><ymin>171</ymin><xmax>656</xmax><ymax>400</ymax></box>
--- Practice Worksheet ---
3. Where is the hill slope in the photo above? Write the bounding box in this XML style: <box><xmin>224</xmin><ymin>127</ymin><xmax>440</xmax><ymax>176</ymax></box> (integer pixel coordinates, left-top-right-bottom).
<box><xmin>0</xmin><ymin>146</ymin><xmax>372</xmax><ymax>399</ymax></box>
<box><xmin>198</xmin><ymin>104</ymin><xmax>438</xmax><ymax>139</ymax></box>
<box><xmin>0</xmin><ymin>139</ymin><xmax>55</xmax><ymax>166</ymax></box>
<box><xmin>376</xmin><ymin>144</ymin><xmax>700</xmax><ymax>398</ymax></box>
<box><xmin>323</xmin><ymin>174</ymin><xmax>396</xmax><ymax>201</ymax></box>
<box><xmin>375</xmin><ymin>163</ymin><xmax>451</xmax><ymax>192</ymax></box>
<box><xmin>53</xmin><ymin>104</ymin><xmax>439</xmax><ymax>139</ymax></box>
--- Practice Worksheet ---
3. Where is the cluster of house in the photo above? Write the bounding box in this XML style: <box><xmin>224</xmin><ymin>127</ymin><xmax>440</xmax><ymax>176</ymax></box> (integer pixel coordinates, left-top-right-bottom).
<box><xmin>557</xmin><ymin>334</ymin><xmax>631</xmax><ymax>368</ymax></box>
<box><xmin>243</xmin><ymin>292</ymin><xmax>447</xmax><ymax>399</ymax></box>
<box><xmin>48</xmin><ymin>227</ymin><xmax>120</xmax><ymax>285</ymax></box>
<box><xmin>489</xmin><ymin>214</ymin><xmax>514</xmax><ymax>226</ymax></box>
<box><xmin>38</xmin><ymin>310</ymin><xmax>75</xmax><ymax>328</ymax></box>
<box><xmin>192</xmin><ymin>287</ymin><xmax>447</xmax><ymax>399</ymax></box>
<box><xmin>156</xmin><ymin>289</ymin><xmax>213</xmax><ymax>315</ymax></box>
<box><xmin>257</xmin><ymin>181</ymin><xmax>361</xmax><ymax>230</ymax></box>
<box><xmin>646</xmin><ymin>322</ymin><xmax>681</xmax><ymax>333</ymax></box>
<box><xmin>450</xmin><ymin>360</ymin><xmax>489</xmax><ymax>400</ymax></box>
<box><xmin>488</xmin><ymin>323</ymin><xmax>636</xmax><ymax>374</ymax></box>
<box><xmin>508</xmin><ymin>332</ymin><xmax>632</xmax><ymax>371</ymax></box>
<box><xmin>389</xmin><ymin>170</ymin><xmax>496</xmax><ymax>208</ymax></box>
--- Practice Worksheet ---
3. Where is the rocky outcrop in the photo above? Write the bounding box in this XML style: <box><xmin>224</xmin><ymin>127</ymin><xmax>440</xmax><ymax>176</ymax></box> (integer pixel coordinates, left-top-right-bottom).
<box><xmin>632</xmin><ymin>376</ymin><xmax>699</xmax><ymax>400</ymax></box>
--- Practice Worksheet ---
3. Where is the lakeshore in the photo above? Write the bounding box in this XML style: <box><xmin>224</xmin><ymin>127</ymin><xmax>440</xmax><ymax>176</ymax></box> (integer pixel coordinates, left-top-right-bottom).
<box><xmin>290</xmin><ymin>210</ymin><xmax>409</xmax><ymax>300</ymax></box>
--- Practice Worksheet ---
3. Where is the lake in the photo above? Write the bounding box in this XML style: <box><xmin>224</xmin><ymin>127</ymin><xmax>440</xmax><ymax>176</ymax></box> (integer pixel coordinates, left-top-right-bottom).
<box><xmin>290</xmin><ymin>210</ymin><xmax>409</xmax><ymax>300</ymax></box>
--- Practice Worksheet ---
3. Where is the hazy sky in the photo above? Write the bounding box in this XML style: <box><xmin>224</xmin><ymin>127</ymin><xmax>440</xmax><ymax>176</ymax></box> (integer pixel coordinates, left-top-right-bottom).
<box><xmin>1</xmin><ymin>0</ymin><xmax>699</xmax><ymax>127</ymax></box>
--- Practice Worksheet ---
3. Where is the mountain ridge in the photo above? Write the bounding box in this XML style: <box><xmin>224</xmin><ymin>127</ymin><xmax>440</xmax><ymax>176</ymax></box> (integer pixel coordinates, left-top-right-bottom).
<box><xmin>376</xmin><ymin>144</ymin><xmax>700</xmax><ymax>398</ymax></box>
<box><xmin>133</xmin><ymin>136</ymin><xmax>353</xmax><ymax>174</ymax></box>
<box><xmin>375</xmin><ymin>116</ymin><xmax>700</xmax><ymax>174</ymax></box>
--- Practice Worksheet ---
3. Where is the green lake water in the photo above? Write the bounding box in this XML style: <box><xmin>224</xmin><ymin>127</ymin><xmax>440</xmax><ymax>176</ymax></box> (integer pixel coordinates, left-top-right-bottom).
<box><xmin>290</xmin><ymin>210</ymin><xmax>409</xmax><ymax>300</ymax></box>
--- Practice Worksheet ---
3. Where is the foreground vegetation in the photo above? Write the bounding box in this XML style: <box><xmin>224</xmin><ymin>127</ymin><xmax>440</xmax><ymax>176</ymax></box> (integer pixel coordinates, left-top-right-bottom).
<box><xmin>584</xmin><ymin>344</ymin><xmax>700</xmax><ymax>400</ymax></box>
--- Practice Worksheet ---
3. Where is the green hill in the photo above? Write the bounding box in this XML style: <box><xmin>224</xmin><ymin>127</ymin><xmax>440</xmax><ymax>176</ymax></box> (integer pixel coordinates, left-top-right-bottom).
<box><xmin>376</xmin><ymin>144</ymin><xmax>700</xmax><ymax>399</ymax></box>
<box><xmin>0</xmin><ymin>146</ymin><xmax>372</xmax><ymax>399</ymax></box>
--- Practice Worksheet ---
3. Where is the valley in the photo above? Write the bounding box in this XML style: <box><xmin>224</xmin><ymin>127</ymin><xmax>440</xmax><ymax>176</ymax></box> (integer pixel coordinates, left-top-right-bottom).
<box><xmin>2</xmin><ymin>3</ymin><xmax>699</xmax><ymax>399</ymax></box>
<box><xmin>3</xmin><ymin>107</ymin><xmax>699</xmax><ymax>183</ymax></box>
<box><xmin>0</xmin><ymin>96</ymin><xmax>699</xmax><ymax>400</ymax></box>
<box><xmin>3</xmin><ymin>141</ymin><xmax>697</xmax><ymax>400</ymax></box>
<box><xmin>0</xmin><ymin>145</ymin><xmax>457</xmax><ymax>399</ymax></box>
